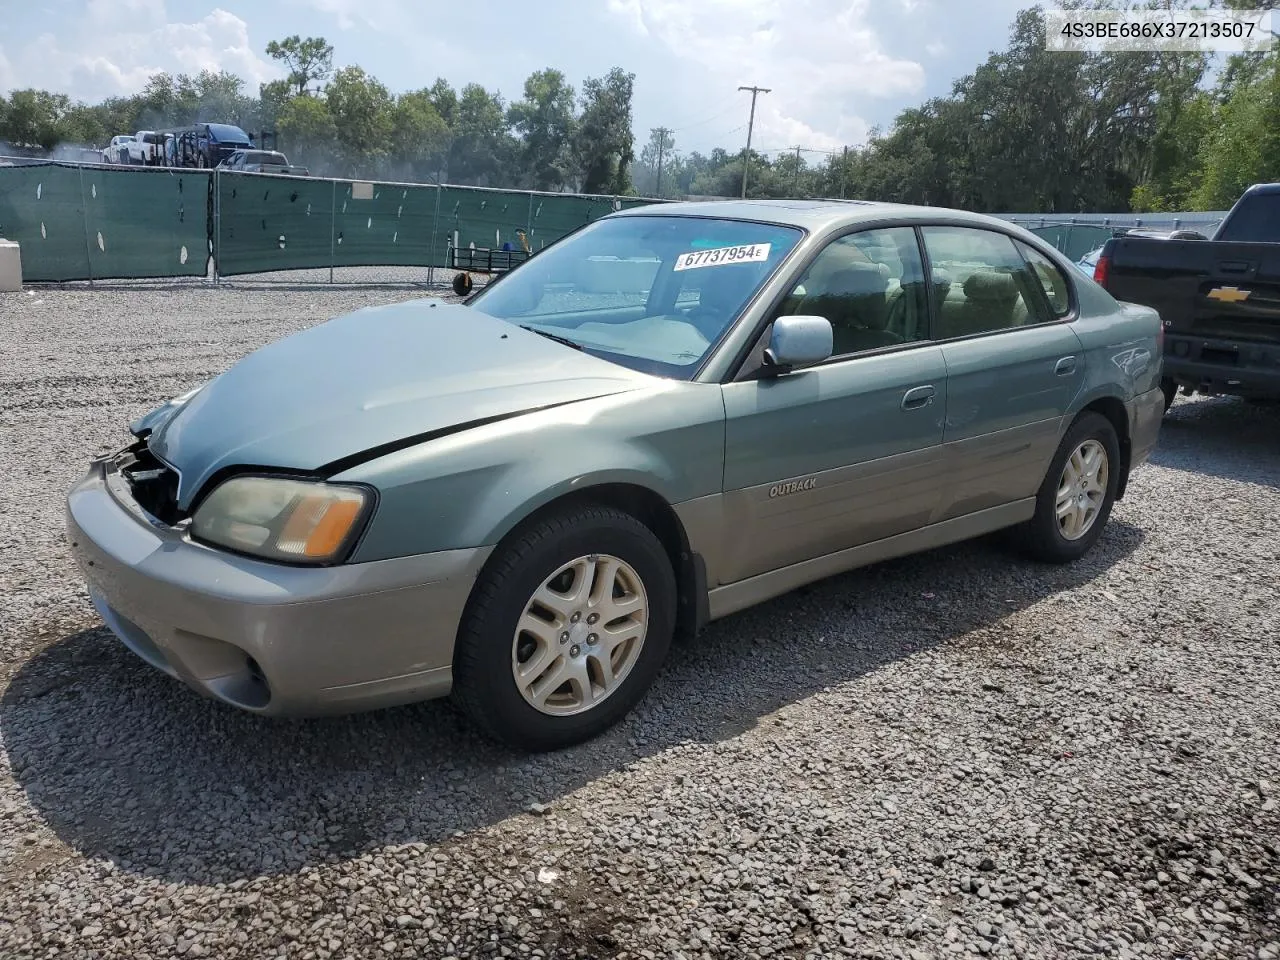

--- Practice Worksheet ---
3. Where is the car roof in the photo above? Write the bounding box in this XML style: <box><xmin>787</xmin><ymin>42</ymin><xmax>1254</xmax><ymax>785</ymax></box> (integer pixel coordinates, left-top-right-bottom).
<box><xmin>607</xmin><ymin>197</ymin><xmax>1020</xmax><ymax>231</ymax></box>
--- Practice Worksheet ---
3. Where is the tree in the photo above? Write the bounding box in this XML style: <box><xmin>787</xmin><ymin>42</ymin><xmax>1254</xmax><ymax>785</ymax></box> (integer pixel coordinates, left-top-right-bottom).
<box><xmin>426</xmin><ymin>78</ymin><xmax>458</xmax><ymax>128</ymax></box>
<box><xmin>0</xmin><ymin>89</ymin><xmax>71</xmax><ymax>149</ymax></box>
<box><xmin>325</xmin><ymin>66</ymin><xmax>394</xmax><ymax>173</ymax></box>
<box><xmin>576</xmin><ymin>67</ymin><xmax>636</xmax><ymax>195</ymax></box>
<box><xmin>1194</xmin><ymin>51</ymin><xmax>1280</xmax><ymax>208</ymax></box>
<box><xmin>391</xmin><ymin>89</ymin><xmax>450</xmax><ymax>180</ymax></box>
<box><xmin>507</xmin><ymin>68</ymin><xmax>576</xmax><ymax>190</ymax></box>
<box><xmin>635</xmin><ymin>126</ymin><xmax>676</xmax><ymax>196</ymax></box>
<box><xmin>258</xmin><ymin>79</ymin><xmax>294</xmax><ymax>128</ymax></box>
<box><xmin>266</xmin><ymin>35</ymin><xmax>335</xmax><ymax>98</ymax></box>
<box><xmin>449</xmin><ymin>83</ymin><xmax>516</xmax><ymax>186</ymax></box>
<box><xmin>276</xmin><ymin>93</ymin><xmax>338</xmax><ymax>159</ymax></box>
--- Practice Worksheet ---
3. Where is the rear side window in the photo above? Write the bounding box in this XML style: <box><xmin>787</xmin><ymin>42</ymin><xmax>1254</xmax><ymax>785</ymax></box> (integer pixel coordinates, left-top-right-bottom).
<box><xmin>920</xmin><ymin>226</ymin><xmax>1055</xmax><ymax>339</ymax></box>
<box><xmin>1217</xmin><ymin>192</ymin><xmax>1280</xmax><ymax>243</ymax></box>
<box><xmin>1015</xmin><ymin>241</ymin><xmax>1072</xmax><ymax>317</ymax></box>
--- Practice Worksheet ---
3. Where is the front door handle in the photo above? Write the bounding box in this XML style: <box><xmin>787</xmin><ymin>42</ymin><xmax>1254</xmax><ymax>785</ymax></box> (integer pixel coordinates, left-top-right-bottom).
<box><xmin>901</xmin><ymin>384</ymin><xmax>936</xmax><ymax>410</ymax></box>
<box><xmin>1055</xmin><ymin>356</ymin><xmax>1077</xmax><ymax>376</ymax></box>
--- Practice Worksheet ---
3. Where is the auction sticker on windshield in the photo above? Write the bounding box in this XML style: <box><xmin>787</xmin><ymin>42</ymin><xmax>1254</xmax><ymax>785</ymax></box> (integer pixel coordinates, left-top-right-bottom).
<box><xmin>674</xmin><ymin>243</ymin><xmax>771</xmax><ymax>271</ymax></box>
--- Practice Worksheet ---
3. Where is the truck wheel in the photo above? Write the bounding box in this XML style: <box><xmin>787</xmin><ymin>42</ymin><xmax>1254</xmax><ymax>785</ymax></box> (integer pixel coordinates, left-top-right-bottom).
<box><xmin>1015</xmin><ymin>412</ymin><xmax>1121</xmax><ymax>565</ymax></box>
<box><xmin>452</xmin><ymin>504</ymin><xmax>676</xmax><ymax>752</ymax></box>
<box><xmin>1160</xmin><ymin>378</ymin><xmax>1178</xmax><ymax>413</ymax></box>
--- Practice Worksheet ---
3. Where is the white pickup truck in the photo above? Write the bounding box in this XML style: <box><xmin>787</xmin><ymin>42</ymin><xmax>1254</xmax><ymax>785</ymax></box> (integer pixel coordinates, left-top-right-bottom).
<box><xmin>102</xmin><ymin>135</ymin><xmax>135</xmax><ymax>164</ymax></box>
<box><xmin>103</xmin><ymin>131</ymin><xmax>168</xmax><ymax>165</ymax></box>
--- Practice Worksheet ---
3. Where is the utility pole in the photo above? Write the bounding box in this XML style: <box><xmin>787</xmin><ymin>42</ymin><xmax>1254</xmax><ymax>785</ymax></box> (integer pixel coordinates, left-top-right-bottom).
<box><xmin>793</xmin><ymin>145</ymin><xmax>802</xmax><ymax>197</ymax></box>
<box><xmin>654</xmin><ymin>126</ymin><xmax>671</xmax><ymax>198</ymax></box>
<box><xmin>737</xmin><ymin>85</ymin><xmax>770</xmax><ymax>199</ymax></box>
<box><xmin>840</xmin><ymin>145</ymin><xmax>848</xmax><ymax>199</ymax></box>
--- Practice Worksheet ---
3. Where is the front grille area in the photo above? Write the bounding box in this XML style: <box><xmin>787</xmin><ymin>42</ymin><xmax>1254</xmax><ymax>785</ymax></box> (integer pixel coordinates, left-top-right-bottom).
<box><xmin>114</xmin><ymin>439</ymin><xmax>184</xmax><ymax>525</ymax></box>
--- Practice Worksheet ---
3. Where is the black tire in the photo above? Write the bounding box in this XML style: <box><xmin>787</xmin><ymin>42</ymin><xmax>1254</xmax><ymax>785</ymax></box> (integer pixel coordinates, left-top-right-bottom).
<box><xmin>1015</xmin><ymin>411</ymin><xmax>1121</xmax><ymax>564</ymax></box>
<box><xmin>1160</xmin><ymin>378</ymin><xmax>1178</xmax><ymax>413</ymax></box>
<box><xmin>452</xmin><ymin>503</ymin><xmax>676</xmax><ymax>752</ymax></box>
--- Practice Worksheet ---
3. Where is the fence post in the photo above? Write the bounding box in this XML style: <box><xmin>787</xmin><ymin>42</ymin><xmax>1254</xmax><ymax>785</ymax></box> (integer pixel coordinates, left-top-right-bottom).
<box><xmin>527</xmin><ymin>191</ymin><xmax>535</xmax><ymax>248</ymax></box>
<box><xmin>428</xmin><ymin>182</ymin><xmax>443</xmax><ymax>286</ymax></box>
<box><xmin>212</xmin><ymin>169</ymin><xmax>221</xmax><ymax>284</ymax></box>
<box><xmin>77</xmin><ymin>163</ymin><xmax>95</xmax><ymax>287</ymax></box>
<box><xmin>329</xmin><ymin>179</ymin><xmax>337</xmax><ymax>284</ymax></box>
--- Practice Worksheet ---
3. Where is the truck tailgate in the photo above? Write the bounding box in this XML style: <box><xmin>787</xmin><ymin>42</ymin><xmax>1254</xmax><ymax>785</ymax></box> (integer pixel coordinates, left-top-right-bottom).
<box><xmin>1106</xmin><ymin>237</ymin><xmax>1280</xmax><ymax>343</ymax></box>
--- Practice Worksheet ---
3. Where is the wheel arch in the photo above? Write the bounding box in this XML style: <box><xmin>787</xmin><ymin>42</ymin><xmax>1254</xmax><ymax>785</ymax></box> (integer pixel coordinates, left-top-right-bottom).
<box><xmin>1078</xmin><ymin>395</ymin><xmax>1131</xmax><ymax>499</ymax></box>
<box><xmin>470</xmin><ymin>481</ymin><xmax>709</xmax><ymax>644</ymax></box>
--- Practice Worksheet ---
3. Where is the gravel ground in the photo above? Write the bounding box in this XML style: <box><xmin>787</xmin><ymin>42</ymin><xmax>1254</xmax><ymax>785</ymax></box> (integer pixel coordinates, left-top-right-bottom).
<box><xmin>0</xmin><ymin>273</ymin><xmax>1277</xmax><ymax>960</ymax></box>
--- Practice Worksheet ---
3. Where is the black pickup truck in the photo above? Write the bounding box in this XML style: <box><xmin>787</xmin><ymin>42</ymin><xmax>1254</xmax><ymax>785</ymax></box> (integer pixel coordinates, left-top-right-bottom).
<box><xmin>1092</xmin><ymin>182</ymin><xmax>1280</xmax><ymax>411</ymax></box>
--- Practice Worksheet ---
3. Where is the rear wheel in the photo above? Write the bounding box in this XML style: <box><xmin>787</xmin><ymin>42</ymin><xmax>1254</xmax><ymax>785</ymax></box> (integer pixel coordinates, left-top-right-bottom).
<box><xmin>1015</xmin><ymin>411</ymin><xmax>1121</xmax><ymax>564</ymax></box>
<box><xmin>452</xmin><ymin>504</ymin><xmax>676</xmax><ymax>751</ymax></box>
<box><xmin>1161</xmin><ymin>378</ymin><xmax>1178</xmax><ymax>413</ymax></box>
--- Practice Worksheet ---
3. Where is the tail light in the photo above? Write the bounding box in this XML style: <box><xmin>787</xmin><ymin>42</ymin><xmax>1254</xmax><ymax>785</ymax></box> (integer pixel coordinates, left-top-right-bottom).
<box><xmin>1093</xmin><ymin>254</ymin><xmax>1111</xmax><ymax>288</ymax></box>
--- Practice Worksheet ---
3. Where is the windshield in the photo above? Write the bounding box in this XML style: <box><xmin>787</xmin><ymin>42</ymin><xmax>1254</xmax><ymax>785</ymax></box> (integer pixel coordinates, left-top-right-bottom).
<box><xmin>467</xmin><ymin>214</ymin><xmax>804</xmax><ymax>378</ymax></box>
<box><xmin>206</xmin><ymin>123</ymin><xmax>251</xmax><ymax>143</ymax></box>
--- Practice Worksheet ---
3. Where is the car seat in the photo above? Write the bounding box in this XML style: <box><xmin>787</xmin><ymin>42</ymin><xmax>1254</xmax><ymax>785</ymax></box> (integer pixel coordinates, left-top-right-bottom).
<box><xmin>937</xmin><ymin>269</ymin><xmax>1022</xmax><ymax>339</ymax></box>
<box><xmin>795</xmin><ymin>262</ymin><xmax>899</xmax><ymax>354</ymax></box>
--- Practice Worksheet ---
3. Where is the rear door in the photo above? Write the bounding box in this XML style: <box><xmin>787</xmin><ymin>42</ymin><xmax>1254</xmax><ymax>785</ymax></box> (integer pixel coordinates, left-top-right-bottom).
<box><xmin>717</xmin><ymin>225</ymin><xmax>950</xmax><ymax>584</ymax></box>
<box><xmin>920</xmin><ymin>225</ymin><xmax>1085</xmax><ymax>520</ymax></box>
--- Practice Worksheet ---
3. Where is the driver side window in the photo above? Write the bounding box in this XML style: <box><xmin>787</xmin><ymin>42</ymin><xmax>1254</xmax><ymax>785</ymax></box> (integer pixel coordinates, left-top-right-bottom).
<box><xmin>778</xmin><ymin>227</ymin><xmax>930</xmax><ymax>357</ymax></box>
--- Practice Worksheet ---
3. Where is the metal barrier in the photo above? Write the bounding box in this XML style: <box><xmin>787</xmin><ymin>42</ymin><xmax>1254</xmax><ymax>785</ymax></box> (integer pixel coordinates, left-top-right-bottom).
<box><xmin>0</xmin><ymin>158</ymin><xmax>662</xmax><ymax>283</ymax></box>
<box><xmin>0</xmin><ymin>160</ymin><xmax>211</xmax><ymax>282</ymax></box>
<box><xmin>0</xmin><ymin>158</ymin><xmax>1231</xmax><ymax>284</ymax></box>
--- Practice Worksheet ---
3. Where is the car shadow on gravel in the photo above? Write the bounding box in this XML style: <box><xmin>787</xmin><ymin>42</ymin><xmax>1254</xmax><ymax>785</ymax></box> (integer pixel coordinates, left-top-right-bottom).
<box><xmin>2</xmin><ymin>521</ymin><xmax>1144</xmax><ymax>886</ymax></box>
<box><xmin>1151</xmin><ymin>396</ymin><xmax>1280</xmax><ymax>490</ymax></box>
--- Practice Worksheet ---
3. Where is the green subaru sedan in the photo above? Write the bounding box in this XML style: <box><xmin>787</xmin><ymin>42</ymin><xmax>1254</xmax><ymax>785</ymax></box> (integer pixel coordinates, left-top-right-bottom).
<box><xmin>66</xmin><ymin>199</ymin><xmax>1166</xmax><ymax>750</ymax></box>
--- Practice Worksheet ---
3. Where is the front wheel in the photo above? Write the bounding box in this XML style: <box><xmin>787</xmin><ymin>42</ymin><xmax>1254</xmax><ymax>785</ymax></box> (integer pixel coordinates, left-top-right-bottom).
<box><xmin>452</xmin><ymin>504</ymin><xmax>676</xmax><ymax>751</ymax></box>
<box><xmin>1015</xmin><ymin>411</ymin><xmax>1121</xmax><ymax>564</ymax></box>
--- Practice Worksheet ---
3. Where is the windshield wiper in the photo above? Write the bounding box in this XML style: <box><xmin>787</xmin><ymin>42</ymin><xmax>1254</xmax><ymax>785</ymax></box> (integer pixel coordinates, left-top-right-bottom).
<box><xmin>519</xmin><ymin>324</ymin><xmax>584</xmax><ymax>351</ymax></box>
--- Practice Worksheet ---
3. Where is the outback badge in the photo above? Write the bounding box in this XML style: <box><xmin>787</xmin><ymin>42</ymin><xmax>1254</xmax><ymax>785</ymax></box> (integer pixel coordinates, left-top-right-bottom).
<box><xmin>768</xmin><ymin>477</ymin><xmax>817</xmax><ymax>499</ymax></box>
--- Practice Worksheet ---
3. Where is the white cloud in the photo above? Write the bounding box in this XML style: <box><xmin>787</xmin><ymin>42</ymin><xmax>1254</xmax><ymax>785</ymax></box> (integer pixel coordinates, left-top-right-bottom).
<box><xmin>926</xmin><ymin>40</ymin><xmax>947</xmax><ymax>56</ymax></box>
<box><xmin>0</xmin><ymin>45</ymin><xmax>14</xmax><ymax>96</ymax></box>
<box><xmin>607</xmin><ymin>0</ymin><xmax>925</xmax><ymax>149</ymax></box>
<box><xmin>1</xmin><ymin>7</ymin><xmax>280</xmax><ymax>102</ymax></box>
<box><xmin>287</xmin><ymin>0</ymin><xmax>420</xmax><ymax>34</ymax></box>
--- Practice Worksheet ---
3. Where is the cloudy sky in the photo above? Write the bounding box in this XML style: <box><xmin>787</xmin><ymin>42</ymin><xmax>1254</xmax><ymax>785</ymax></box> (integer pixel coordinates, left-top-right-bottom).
<box><xmin>1</xmin><ymin>0</ymin><xmax>1030</xmax><ymax>157</ymax></box>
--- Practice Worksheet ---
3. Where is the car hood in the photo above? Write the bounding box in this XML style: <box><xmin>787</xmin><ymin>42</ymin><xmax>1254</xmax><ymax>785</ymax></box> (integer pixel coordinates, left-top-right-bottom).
<box><xmin>146</xmin><ymin>300</ymin><xmax>652</xmax><ymax>508</ymax></box>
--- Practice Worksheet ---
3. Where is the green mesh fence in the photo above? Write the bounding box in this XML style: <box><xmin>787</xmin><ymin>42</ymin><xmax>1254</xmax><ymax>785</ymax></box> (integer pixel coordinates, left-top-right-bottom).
<box><xmin>214</xmin><ymin>171</ymin><xmax>339</xmax><ymax>276</ymax></box>
<box><xmin>0</xmin><ymin>162</ymin><xmax>210</xmax><ymax>281</ymax></box>
<box><xmin>330</xmin><ymin>180</ymin><xmax>439</xmax><ymax>268</ymax></box>
<box><xmin>528</xmin><ymin>193</ymin><xmax>620</xmax><ymax>251</ymax></box>
<box><xmin>0</xmin><ymin>164</ymin><xmax>89</xmax><ymax>282</ymax></box>
<box><xmin>1026</xmin><ymin>224</ymin><xmax>1115</xmax><ymax>263</ymax></box>
<box><xmin>0</xmin><ymin>161</ymin><xmax>663</xmax><ymax>282</ymax></box>
<box><xmin>436</xmin><ymin>187</ymin><xmax>534</xmax><ymax>266</ymax></box>
<box><xmin>81</xmin><ymin>166</ymin><xmax>211</xmax><ymax>279</ymax></box>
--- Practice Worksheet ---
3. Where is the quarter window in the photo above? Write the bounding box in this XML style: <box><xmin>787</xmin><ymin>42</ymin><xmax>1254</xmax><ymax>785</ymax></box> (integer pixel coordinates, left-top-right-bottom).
<box><xmin>921</xmin><ymin>226</ymin><xmax>1055</xmax><ymax>338</ymax></box>
<box><xmin>1015</xmin><ymin>240</ymin><xmax>1072</xmax><ymax>317</ymax></box>
<box><xmin>777</xmin><ymin>227</ymin><xmax>931</xmax><ymax>356</ymax></box>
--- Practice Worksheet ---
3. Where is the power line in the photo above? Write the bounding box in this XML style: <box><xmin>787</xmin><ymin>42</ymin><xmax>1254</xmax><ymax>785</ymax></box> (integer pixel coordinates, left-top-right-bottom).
<box><xmin>737</xmin><ymin>85</ymin><xmax>771</xmax><ymax>198</ymax></box>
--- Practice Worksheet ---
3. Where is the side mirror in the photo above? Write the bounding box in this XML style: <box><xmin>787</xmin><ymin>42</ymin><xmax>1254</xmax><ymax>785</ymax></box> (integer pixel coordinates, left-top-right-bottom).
<box><xmin>763</xmin><ymin>315</ymin><xmax>833</xmax><ymax>373</ymax></box>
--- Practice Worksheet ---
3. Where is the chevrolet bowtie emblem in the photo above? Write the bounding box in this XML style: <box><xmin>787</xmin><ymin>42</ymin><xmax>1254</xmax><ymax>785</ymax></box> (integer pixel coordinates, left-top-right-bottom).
<box><xmin>1207</xmin><ymin>285</ymin><xmax>1251</xmax><ymax>303</ymax></box>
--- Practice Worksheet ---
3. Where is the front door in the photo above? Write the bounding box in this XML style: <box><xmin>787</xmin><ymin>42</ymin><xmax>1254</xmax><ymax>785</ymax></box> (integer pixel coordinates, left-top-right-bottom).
<box><xmin>718</xmin><ymin>226</ymin><xmax>950</xmax><ymax>585</ymax></box>
<box><xmin>920</xmin><ymin>225</ymin><xmax>1086</xmax><ymax>519</ymax></box>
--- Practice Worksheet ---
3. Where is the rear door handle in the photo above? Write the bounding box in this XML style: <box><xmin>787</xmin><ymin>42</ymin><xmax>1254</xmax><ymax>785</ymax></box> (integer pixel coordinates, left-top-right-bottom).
<box><xmin>1055</xmin><ymin>356</ymin><xmax>1077</xmax><ymax>376</ymax></box>
<box><xmin>901</xmin><ymin>384</ymin><xmax>936</xmax><ymax>410</ymax></box>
